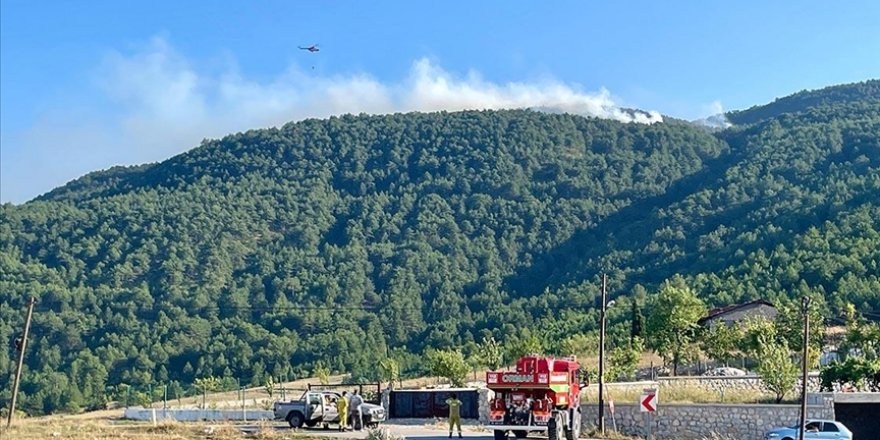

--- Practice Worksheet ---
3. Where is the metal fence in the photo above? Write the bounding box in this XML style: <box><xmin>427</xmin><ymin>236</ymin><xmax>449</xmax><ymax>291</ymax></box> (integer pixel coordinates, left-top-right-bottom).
<box><xmin>389</xmin><ymin>389</ymin><xmax>478</xmax><ymax>419</ymax></box>
<box><xmin>306</xmin><ymin>382</ymin><xmax>382</xmax><ymax>404</ymax></box>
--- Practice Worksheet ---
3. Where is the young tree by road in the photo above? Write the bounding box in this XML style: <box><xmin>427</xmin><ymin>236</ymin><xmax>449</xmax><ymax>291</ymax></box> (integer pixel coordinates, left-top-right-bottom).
<box><xmin>756</xmin><ymin>340</ymin><xmax>799</xmax><ymax>403</ymax></box>
<box><xmin>646</xmin><ymin>280</ymin><xmax>707</xmax><ymax>375</ymax></box>
<box><xmin>427</xmin><ymin>349</ymin><xmax>469</xmax><ymax>387</ymax></box>
<box><xmin>478</xmin><ymin>336</ymin><xmax>504</xmax><ymax>371</ymax></box>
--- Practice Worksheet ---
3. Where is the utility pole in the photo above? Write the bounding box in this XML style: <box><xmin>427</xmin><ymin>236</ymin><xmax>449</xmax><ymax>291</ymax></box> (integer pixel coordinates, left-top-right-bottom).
<box><xmin>6</xmin><ymin>297</ymin><xmax>35</xmax><ymax>429</ymax></box>
<box><xmin>598</xmin><ymin>274</ymin><xmax>607</xmax><ymax>435</ymax></box>
<box><xmin>798</xmin><ymin>296</ymin><xmax>811</xmax><ymax>440</ymax></box>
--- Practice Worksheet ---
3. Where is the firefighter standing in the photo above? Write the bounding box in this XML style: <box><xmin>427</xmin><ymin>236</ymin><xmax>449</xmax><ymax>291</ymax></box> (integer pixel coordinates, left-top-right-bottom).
<box><xmin>446</xmin><ymin>392</ymin><xmax>462</xmax><ymax>438</ymax></box>
<box><xmin>337</xmin><ymin>391</ymin><xmax>349</xmax><ymax>431</ymax></box>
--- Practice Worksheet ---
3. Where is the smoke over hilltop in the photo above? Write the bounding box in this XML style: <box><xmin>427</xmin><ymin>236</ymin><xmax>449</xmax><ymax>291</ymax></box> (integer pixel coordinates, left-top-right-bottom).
<box><xmin>2</xmin><ymin>37</ymin><xmax>664</xmax><ymax>203</ymax></box>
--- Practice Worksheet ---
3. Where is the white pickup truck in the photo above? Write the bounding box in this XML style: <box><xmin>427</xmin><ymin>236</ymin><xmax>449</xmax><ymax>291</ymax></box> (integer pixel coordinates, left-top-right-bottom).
<box><xmin>272</xmin><ymin>390</ymin><xmax>386</xmax><ymax>429</ymax></box>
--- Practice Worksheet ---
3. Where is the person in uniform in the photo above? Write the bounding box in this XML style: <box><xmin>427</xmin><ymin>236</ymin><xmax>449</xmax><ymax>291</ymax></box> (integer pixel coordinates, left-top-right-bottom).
<box><xmin>446</xmin><ymin>392</ymin><xmax>463</xmax><ymax>438</ymax></box>
<box><xmin>337</xmin><ymin>391</ymin><xmax>349</xmax><ymax>431</ymax></box>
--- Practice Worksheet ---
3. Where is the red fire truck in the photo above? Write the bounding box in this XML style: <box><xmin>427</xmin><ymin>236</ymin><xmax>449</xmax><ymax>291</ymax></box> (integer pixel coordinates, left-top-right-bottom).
<box><xmin>486</xmin><ymin>355</ymin><xmax>586</xmax><ymax>440</ymax></box>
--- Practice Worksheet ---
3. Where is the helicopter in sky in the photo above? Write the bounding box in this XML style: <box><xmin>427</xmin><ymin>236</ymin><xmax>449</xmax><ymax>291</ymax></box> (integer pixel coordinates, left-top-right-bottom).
<box><xmin>298</xmin><ymin>44</ymin><xmax>319</xmax><ymax>53</ymax></box>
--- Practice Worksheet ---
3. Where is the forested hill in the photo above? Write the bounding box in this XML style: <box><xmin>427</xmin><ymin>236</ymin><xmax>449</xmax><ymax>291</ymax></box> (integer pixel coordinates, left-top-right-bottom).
<box><xmin>2</xmin><ymin>80</ymin><xmax>879</xmax><ymax>414</ymax></box>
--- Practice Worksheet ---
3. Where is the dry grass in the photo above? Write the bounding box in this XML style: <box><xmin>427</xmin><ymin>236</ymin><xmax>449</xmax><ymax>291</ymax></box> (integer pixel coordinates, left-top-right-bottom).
<box><xmin>0</xmin><ymin>418</ymin><xmax>327</xmax><ymax>440</ymax></box>
<box><xmin>582</xmin><ymin>427</ymin><xmax>641</xmax><ymax>440</ymax></box>
<box><xmin>1</xmin><ymin>418</ymin><xmax>194</xmax><ymax>439</ymax></box>
<box><xmin>581</xmin><ymin>382</ymin><xmax>777</xmax><ymax>405</ymax></box>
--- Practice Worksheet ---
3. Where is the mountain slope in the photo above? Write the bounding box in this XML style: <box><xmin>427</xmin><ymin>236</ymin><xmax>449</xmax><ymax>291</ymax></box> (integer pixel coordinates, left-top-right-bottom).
<box><xmin>727</xmin><ymin>79</ymin><xmax>880</xmax><ymax>125</ymax></box>
<box><xmin>2</xmin><ymin>81</ymin><xmax>879</xmax><ymax>415</ymax></box>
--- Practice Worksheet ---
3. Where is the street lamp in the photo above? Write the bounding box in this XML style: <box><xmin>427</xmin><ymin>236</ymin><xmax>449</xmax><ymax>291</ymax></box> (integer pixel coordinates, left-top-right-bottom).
<box><xmin>798</xmin><ymin>296</ymin><xmax>811</xmax><ymax>440</ymax></box>
<box><xmin>598</xmin><ymin>275</ymin><xmax>616</xmax><ymax>435</ymax></box>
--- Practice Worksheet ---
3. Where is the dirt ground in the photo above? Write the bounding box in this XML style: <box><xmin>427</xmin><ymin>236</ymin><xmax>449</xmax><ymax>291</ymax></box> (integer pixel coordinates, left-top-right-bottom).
<box><xmin>0</xmin><ymin>417</ymin><xmax>500</xmax><ymax>440</ymax></box>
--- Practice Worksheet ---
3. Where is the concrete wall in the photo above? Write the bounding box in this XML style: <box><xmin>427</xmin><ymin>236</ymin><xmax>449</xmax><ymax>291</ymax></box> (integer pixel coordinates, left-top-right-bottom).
<box><xmin>580</xmin><ymin>394</ymin><xmax>835</xmax><ymax>440</ymax></box>
<box><xmin>123</xmin><ymin>407</ymin><xmax>274</xmax><ymax>422</ymax></box>
<box><xmin>833</xmin><ymin>393</ymin><xmax>880</xmax><ymax>440</ymax></box>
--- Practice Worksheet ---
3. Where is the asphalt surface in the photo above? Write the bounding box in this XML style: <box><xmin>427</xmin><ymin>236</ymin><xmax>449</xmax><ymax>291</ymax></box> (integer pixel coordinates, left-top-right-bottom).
<box><xmin>237</xmin><ymin>422</ymin><xmax>503</xmax><ymax>439</ymax></box>
<box><xmin>236</xmin><ymin>422</ymin><xmax>600</xmax><ymax>440</ymax></box>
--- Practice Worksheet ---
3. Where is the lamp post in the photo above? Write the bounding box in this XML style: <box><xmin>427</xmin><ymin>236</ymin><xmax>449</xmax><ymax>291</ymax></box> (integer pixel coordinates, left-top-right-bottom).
<box><xmin>798</xmin><ymin>296</ymin><xmax>811</xmax><ymax>440</ymax></box>
<box><xmin>598</xmin><ymin>274</ymin><xmax>616</xmax><ymax>435</ymax></box>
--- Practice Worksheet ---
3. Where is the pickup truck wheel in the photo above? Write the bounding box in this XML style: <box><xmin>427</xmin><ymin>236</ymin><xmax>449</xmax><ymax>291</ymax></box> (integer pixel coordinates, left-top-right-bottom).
<box><xmin>287</xmin><ymin>411</ymin><xmax>304</xmax><ymax>428</ymax></box>
<box><xmin>513</xmin><ymin>430</ymin><xmax>528</xmax><ymax>438</ymax></box>
<box><xmin>493</xmin><ymin>430</ymin><xmax>508</xmax><ymax>440</ymax></box>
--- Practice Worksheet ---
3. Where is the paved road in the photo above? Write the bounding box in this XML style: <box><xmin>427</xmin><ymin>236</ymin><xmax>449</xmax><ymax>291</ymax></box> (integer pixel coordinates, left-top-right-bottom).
<box><xmin>237</xmin><ymin>422</ymin><xmax>497</xmax><ymax>440</ymax></box>
<box><xmin>237</xmin><ymin>422</ymin><xmax>600</xmax><ymax>440</ymax></box>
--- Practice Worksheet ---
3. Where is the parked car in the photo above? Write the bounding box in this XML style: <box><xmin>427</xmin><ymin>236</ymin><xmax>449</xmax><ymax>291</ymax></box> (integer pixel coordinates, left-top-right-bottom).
<box><xmin>701</xmin><ymin>367</ymin><xmax>747</xmax><ymax>377</ymax></box>
<box><xmin>272</xmin><ymin>390</ymin><xmax>386</xmax><ymax>429</ymax></box>
<box><xmin>764</xmin><ymin>420</ymin><xmax>852</xmax><ymax>440</ymax></box>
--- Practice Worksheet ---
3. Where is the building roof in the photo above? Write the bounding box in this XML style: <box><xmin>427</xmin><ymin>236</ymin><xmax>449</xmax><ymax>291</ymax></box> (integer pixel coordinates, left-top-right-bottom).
<box><xmin>698</xmin><ymin>299</ymin><xmax>776</xmax><ymax>325</ymax></box>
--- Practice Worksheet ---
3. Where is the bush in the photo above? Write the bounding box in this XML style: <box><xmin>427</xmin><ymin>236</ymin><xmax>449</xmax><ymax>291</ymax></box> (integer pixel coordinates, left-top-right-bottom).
<box><xmin>366</xmin><ymin>427</ymin><xmax>405</xmax><ymax>440</ymax></box>
<box><xmin>820</xmin><ymin>357</ymin><xmax>880</xmax><ymax>391</ymax></box>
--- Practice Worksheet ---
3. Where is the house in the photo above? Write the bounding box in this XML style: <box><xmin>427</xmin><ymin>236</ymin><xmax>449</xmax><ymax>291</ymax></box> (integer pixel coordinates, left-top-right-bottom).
<box><xmin>698</xmin><ymin>299</ymin><xmax>777</xmax><ymax>327</ymax></box>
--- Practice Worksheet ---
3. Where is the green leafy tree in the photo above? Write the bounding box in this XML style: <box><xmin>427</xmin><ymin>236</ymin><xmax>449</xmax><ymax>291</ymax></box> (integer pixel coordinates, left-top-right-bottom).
<box><xmin>426</xmin><ymin>349</ymin><xmax>469</xmax><ymax>387</ymax></box>
<box><xmin>700</xmin><ymin>323</ymin><xmax>743</xmax><ymax>366</ymax></box>
<box><xmin>378</xmin><ymin>358</ymin><xmax>401</xmax><ymax>388</ymax></box>
<box><xmin>630</xmin><ymin>299</ymin><xmax>645</xmax><ymax>343</ymax></box>
<box><xmin>608</xmin><ymin>337</ymin><xmax>644</xmax><ymax>382</ymax></box>
<box><xmin>774</xmin><ymin>298</ymin><xmax>824</xmax><ymax>361</ymax></box>
<box><xmin>738</xmin><ymin>317</ymin><xmax>779</xmax><ymax>357</ymax></box>
<box><xmin>840</xmin><ymin>304</ymin><xmax>880</xmax><ymax>360</ymax></box>
<box><xmin>646</xmin><ymin>280</ymin><xmax>707</xmax><ymax>375</ymax></box>
<box><xmin>264</xmin><ymin>377</ymin><xmax>275</xmax><ymax>398</ymax></box>
<box><xmin>313</xmin><ymin>363</ymin><xmax>331</xmax><ymax>385</ymax></box>
<box><xmin>755</xmin><ymin>341</ymin><xmax>799</xmax><ymax>403</ymax></box>
<box><xmin>193</xmin><ymin>376</ymin><xmax>221</xmax><ymax>392</ymax></box>
<box><xmin>478</xmin><ymin>336</ymin><xmax>504</xmax><ymax>371</ymax></box>
<box><xmin>560</xmin><ymin>333</ymin><xmax>599</xmax><ymax>359</ymax></box>
<box><xmin>505</xmin><ymin>333</ymin><xmax>543</xmax><ymax>363</ymax></box>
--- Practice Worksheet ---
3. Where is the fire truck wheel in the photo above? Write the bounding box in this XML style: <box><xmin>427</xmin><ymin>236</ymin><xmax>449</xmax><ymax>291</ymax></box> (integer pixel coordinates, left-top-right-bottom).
<box><xmin>565</xmin><ymin>408</ymin><xmax>580</xmax><ymax>440</ymax></box>
<box><xmin>493</xmin><ymin>430</ymin><xmax>508</xmax><ymax>440</ymax></box>
<box><xmin>513</xmin><ymin>430</ymin><xmax>528</xmax><ymax>438</ymax></box>
<box><xmin>548</xmin><ymin>412</ymin><xmax>563</xmax><ymax>440</ymax></box>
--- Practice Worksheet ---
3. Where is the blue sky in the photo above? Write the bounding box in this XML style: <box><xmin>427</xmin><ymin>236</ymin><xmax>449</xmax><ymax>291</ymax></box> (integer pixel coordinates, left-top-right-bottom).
<box><xmin>2</xmin><ymin>1</ymin><xmax>879</xmax><ymax>203</ymax></box>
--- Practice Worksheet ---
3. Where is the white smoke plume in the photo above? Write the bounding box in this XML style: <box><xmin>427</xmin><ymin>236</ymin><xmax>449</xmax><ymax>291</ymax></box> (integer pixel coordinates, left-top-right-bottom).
<box><xmin>693</xmin><ymin>100</ymin><xmax>733</xmax><ymax>130</ymax></box>
<box><xmin>1</xmin><ymin>37</ymin><xmax>663</xmax><ymax>203</ymax></box>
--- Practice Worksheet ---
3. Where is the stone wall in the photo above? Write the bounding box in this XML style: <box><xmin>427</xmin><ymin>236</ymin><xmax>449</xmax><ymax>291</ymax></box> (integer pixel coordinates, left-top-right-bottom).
<box><xmin>477</xmin><ymin>388</ymin><xmax>494</xmax><ymax>424</ymax></box>
<box><xmin>600</xmin><ymin>374</ymin><xmax>825</xmax><ymax>399</ymax></box>
<box><xmin>580</xmin><ymin>394</ymin><xmax>835</xmax><ymax>440</ymax></box>
<box><xmin>655</xmin><ymin>373</ymin><xmax>822</xmax><ymax>395</ymax></box>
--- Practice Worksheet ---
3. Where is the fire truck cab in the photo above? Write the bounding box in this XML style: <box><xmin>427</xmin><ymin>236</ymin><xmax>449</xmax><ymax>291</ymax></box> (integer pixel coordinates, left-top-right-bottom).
<box><xmin>486</xmin><ymin>355</ymin><xmax>586</xmax><ymax>440</ymax></box>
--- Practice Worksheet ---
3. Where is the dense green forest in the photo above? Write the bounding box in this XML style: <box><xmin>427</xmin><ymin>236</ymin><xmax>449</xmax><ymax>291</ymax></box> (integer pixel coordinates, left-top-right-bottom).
<box><xmin>1</xmin><ymin>80</ymin><xmax>879</xmax><ymax>414</ymax></box>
